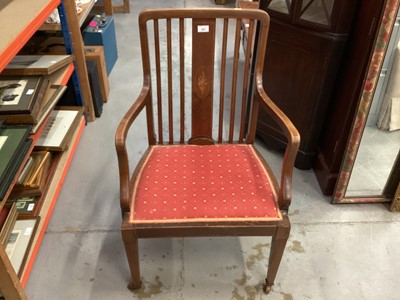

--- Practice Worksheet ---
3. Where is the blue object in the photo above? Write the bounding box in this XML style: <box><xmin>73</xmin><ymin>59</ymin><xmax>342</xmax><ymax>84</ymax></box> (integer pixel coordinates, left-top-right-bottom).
<box><xmin>83</xmin><ymin>15</ymin><xmax>118</xmax><ymax>75</ymax></box>
<box><xmin>58</xmin><ymin>0</ymin><xmax>84</xmax><ymax>110</ymax></box>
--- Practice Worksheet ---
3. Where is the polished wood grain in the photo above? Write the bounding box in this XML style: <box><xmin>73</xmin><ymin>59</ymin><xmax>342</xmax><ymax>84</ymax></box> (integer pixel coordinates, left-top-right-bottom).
<box><xmin>0</xmin><ymin>247</ymin><xmax>27</xmax><ymax>300</ymax></box>
<box><xmin>191</xmin><ymin>18</ymin><xmax>215</xmax><ymax>141</ymax></box>
<box><xmin>112</xmin><ymin>0</ymin><xmax>130</xmax><ymax>14</ymax></box>
<box><xmin>257</xmin><ymin>0</ymin><xmax>358</xmax><ymax>170</ymax></box>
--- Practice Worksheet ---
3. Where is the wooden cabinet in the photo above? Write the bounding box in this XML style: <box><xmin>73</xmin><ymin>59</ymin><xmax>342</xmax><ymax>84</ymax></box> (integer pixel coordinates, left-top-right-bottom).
<box><xmin>256</xmin><ymin>0</ymin><xmax>358</xmax><ymax>169</ymax></box>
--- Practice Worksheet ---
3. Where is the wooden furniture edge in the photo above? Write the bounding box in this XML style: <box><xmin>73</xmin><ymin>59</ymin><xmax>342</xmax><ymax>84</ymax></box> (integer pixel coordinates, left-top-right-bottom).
<box><xmin>112</xmin><ymin>0</ymin><xmax>130</xmax><ymax>14</ymax></box>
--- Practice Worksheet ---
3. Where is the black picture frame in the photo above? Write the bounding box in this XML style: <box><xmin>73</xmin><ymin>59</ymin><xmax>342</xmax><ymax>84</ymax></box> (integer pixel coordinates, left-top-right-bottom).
<box><xmin>0</xmin><ymin>75</ymin><xmax>44</xmax><ymax>115</ymax></box>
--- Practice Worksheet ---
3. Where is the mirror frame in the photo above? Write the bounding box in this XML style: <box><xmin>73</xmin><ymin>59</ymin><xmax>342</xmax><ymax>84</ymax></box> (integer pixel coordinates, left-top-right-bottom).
<box><xmin>391</xmin><ymin>181</ymin><xmax>400</xmax><ymax>211</ymax></box>
<box><xmin>333</xmin><ymin>0</ymin><xmax>400</xmax><ymax>204</ymax></box>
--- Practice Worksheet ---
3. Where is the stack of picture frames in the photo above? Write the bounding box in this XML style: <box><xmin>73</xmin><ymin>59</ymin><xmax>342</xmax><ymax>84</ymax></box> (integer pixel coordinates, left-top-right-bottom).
<box><xmin>0</xmin><ymin>55</ymin><xmax>74</xmax><ymax>126</ymax></box>
<box><xmin>0</xmin><ymin>54</ymin><xmax>84</xmax><ymax>277</ymax></box>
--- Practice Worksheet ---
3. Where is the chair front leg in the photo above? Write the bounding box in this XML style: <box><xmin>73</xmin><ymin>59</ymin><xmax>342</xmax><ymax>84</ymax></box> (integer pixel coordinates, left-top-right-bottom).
<box><xmin>121</xmin><ymin>222</ymin><xmax>142</xmax><ymax>290</ymax></box>
<box><xmin>264</xmin><ymin>216</ymin><xmax>290</xmax><ymax>294</ymax></box>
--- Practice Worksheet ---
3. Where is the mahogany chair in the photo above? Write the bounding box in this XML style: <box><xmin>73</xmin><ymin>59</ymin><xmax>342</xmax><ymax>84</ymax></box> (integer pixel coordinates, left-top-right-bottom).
<box><xmin>115</xmin><ymin>8</ymin><xmax>300</xmax><ymax>293</ymax></box>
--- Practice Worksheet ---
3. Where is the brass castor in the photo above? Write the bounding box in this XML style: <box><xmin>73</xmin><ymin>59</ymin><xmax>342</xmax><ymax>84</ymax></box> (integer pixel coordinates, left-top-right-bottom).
<box><xmin>263</xmin><ymin>281</ymin><xmax>273</xmax><ymax>294</ymax></box>
<box><xmin>127</xmin><ymin>281</ymin><xmax>142</xmax><ymax>290</ymax></box>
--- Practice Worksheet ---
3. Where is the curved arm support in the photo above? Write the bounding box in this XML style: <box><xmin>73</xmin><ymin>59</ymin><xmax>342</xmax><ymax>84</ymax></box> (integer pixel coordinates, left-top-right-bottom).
<box><xmin>115</xmin><ymin>80</ymin><xmax>151</xmax><ymax>212</ymax></box>
<box><xmin>255</xmin><ymin>77</ymin><xmax>300</xmax><ymax>211</ymax></box>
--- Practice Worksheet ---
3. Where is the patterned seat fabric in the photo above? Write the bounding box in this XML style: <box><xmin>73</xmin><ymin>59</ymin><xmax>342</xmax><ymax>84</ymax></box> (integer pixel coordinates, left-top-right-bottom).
<box><xmin>131</xmin><ymin>145</ymin><xmax>282</xmax><ymax>224</ymax></box>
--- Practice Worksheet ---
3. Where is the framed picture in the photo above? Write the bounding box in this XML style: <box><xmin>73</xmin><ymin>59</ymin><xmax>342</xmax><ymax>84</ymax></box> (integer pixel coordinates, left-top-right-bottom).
<box><xmin>0</xmin><ymin>124</ymin><xmax>32</xmax><ymax>200</ymax></box>
<box><xmin>24</xmin><ymin>151</ymin><xmax>50</xmax><ymax>188</ymax></box>
<box><xmin>5</xmin><ymin>217</ymin><xmax>39</xmax><ymax>277</ymax></box>
<box><xmin>2</xmin><ymin>55</ymin><xmax>74</xmax><ymax>76</ymax></box>
<box><xmin>0</xmin><ymin>125</ymin><xmax>31</xmax><ymax>183</ymax></box>
<box><xmin>14</xmin><ymin>151</ymin><xmax>51</xmax><ymax>188</ymax></box>
<box><xmin>0</xmin><ymin>139</ymin><xmax>33</xmax><ymax>201</ymax></box>
<box><xmin>0</xmin><ymin>83</ymin><xmax>61</xmax><ymax>126</ymax></box>
<box><xmin>35</xmin><ymin>106</ymin><xmax>84</xmax><ymax>151</ymax></box>
<box><xmin>0</xmin><ymin>202</ymin><xmax>17</xmax><ymax>246</ymax></box>
<box><xmin>0</xmin><ymin>75</ymin><xmax>47</xmax><ymax>115</ymax></box>
<box><xmin>6</xmin><ymin>196</ymin><xmax>40</xmax><ymax>219</ymax></box>
<box><xmin>32</xmin><ymin>85</ymin><xmax>67</xmax><ymax>133</ymax></box>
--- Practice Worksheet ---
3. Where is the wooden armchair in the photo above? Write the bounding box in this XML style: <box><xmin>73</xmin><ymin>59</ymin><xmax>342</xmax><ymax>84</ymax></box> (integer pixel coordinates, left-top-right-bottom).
<box><xmin>115</xmin><ymin>8</ymin><xmax>300</xmax><ymax>293</ymax></box>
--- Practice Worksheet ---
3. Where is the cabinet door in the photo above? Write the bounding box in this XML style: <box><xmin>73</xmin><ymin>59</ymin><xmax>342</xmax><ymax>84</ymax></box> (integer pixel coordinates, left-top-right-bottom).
<box><xmin>257</xmin><ymin>21</ymin><xmax>346</xmax><ymax>169</ymax></box>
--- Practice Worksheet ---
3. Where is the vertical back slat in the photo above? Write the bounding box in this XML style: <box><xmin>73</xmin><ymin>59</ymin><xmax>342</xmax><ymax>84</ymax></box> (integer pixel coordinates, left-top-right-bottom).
<box><xmin>179</xmin><ymin>18</ymin><xmax>185</xmax><ymax>143</ymax></box>
<box><xmin>154</xmin><ymin>19</ymin><xmax>163</xmax><ymax>144</ymax></box>
<box><xmin>228</xmin><ymin>19</ymin><xmax>242</xmax><ymax>143</ymax></box>
<box><xmin>218</xmin><ymin>18</ymin><xmax>229</xmax><ymax>143</ymax></box>
<box><xmin>190</xmin><ymin>18</ymin><xmax>216</xmax><ymax>144</ymax></box>
<box><xmin>167</xmin><ymin>18</ymin><xmax>173</xmax><ymax>144</ymax></box>
<box><xmin>239</xmin><ymin>19</ymin><xmax>255</xmax><ymax>142</ymax></box>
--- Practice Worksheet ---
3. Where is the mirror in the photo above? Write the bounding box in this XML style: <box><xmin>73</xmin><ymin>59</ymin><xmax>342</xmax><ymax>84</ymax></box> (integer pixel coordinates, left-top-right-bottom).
<box><xmin>333</xmin><ymin>0</ymin><xmax>400</xmax><ymax>208</ymax></box>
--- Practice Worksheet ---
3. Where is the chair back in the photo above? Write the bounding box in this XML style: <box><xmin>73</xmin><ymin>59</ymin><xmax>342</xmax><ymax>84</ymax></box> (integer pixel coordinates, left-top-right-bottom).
<box><xmin>138</xmin><ymin>8</ymin><xmax>270</xmax><ymax>145</ymax></box>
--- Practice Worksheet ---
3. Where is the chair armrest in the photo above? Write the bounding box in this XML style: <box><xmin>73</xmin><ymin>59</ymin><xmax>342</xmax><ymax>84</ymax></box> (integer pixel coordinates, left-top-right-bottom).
<box><xmin>255</xmin><ymin>80</ymin><xmax>300</xmax><ymax>211</ymax></box>
<box><xmin>115</xmin><ymin>81</ymin><xmax>151</xmax><ymax>212</ymax></box>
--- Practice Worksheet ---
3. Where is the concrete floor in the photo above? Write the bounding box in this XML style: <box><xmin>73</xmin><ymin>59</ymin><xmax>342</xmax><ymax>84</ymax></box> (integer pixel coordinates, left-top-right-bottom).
<box><xmin>25</xmin><ymin>1</ymin><xmax>400</xmax><ymax>299</ymax></box>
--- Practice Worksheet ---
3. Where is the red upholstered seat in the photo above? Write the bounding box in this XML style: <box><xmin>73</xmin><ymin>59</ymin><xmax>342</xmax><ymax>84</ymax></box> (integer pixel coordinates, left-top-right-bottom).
<box><xmin>130</xmin><ymin>144</ymin><xmax>282</xmax><ymax>224</ymax></box>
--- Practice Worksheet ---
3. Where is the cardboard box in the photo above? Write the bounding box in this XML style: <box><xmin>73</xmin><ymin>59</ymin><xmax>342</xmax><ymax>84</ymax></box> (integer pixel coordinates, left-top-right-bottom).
<box><xmin>84</xmin><ymin>46</ymin><xmax>110</xmax><ymax>102</ymax></box>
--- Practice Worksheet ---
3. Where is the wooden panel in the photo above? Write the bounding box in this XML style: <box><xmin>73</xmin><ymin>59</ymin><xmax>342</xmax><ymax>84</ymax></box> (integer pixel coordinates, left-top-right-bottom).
<box><xmin>84</xmin><ymin>46</ymin><xmax>110</xmax><ymax>102</ymax></box>
<box><xmin>0</xmin><ymin>247</ymin><xmax>27</xmax><ymax>300</ymax></box>
<box><xmin>260</xmin><ymin>24</ymin><xmax>325</xmax><ymax>143</ymax></box>
<box><xmin>112</xmin><ymin>0</ymin><xmax>130</xmax><ymax>13</ymax></box>
<box><xmin>190</xmin><ymin>18</ymin><xmax>216</xmax><ymax>141</ymax></box>
<box><xmin>257</xmin><ymin>20</ymin><xmax>346</xmax><ymax>169</ymax></box>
